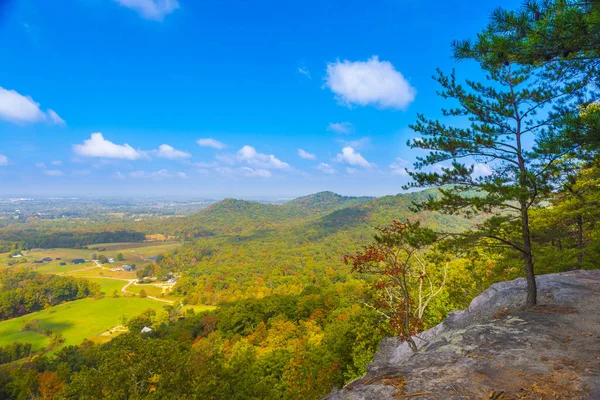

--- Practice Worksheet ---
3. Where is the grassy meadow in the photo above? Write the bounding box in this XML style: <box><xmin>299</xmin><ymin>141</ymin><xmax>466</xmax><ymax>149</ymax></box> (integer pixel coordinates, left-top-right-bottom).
<box><xmin>0</xmin><ymin>297</ymin><xmax>167</xmax><ymax>351</ymax></box>
<box><xmin>0</xmin><ymin>241</ymin><xmax>203</xmax><ymax>354</ymax></box>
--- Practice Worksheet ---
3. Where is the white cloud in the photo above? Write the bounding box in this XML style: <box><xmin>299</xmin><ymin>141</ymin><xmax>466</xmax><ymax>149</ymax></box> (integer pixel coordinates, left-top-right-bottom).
<box><xmin>129</xmin><ymin>169</ymin><xmax>188</xmax><ymax>179</ymax></box>
<box><xmin>0</xmin><ymin>87</ymin><xmax>65</xmax><ymax>125</ymax></box>
<box><xmin>47</xmin><ymin>109</ymin><xmax>65</xmax><ymax>126</ymax></box>
<box><xmin>73</xmin><ymin>133</ymin><xmax>143</xmax><ymax>160</ymax></box>
<box><xmin>346</xmin><ymin>167</ymin><xmax>358</xmax><ymax>174</ymax></box>
<box><xmin>327</xmin><ymin>122</ymin><xmax>354</xmax><ymax>134</ymax></box>
<box><xmin>0</xmin><ymin>154</ymin><xmax>7</xmax><ymax>166</ymax></box>
<box><xmin>51</xmin><ymin>160</ymin><xmax>62</xmax><ymax>166</ymax></box>
<box><xmin>155</xmin><ymin>144</ymin><xmax>191</xmax><ymax>159</ymax></box>
<box><xmin>113</xmin><ymin>171</ymin><xmax>126</xmax><ymax>180</ymax></box>
<box><xmin>472</xmin><ymin>163</ymin><xmax>493</xmax><ymax>178</ymax></box>
<box><xmin>113</xmin><ymin>0</ymin><xmax>179</xmax><ymax>21</ymax></box>
<box><xmin>43</xmin><ymin>169</ymin><xmax>63</xmax><ymax>176</ymax></box>
<box><xmin>335</xmin><ymin>146</ymin><xmax>373</xmax><ymax>168</ymax></box>
<box><xmin>317</xmin><ymin>163</ymin><xmax>335</xmax><ymax>175</ymax></box>
<box><xmin>241</xmin><ymin>167</ymin><xmax>272</xmax><ymax>178</ymax></box>
<box><xmin>389</xmin><ymin>157</ymin><xmax>411</xmax><ymax>176</ymax></box>
<box><xmin>298</xmin><ymin>67</ymin><xmax>311</xmax><ymax>79</ymax></box>
<box><xmin>337</xmin><ymin>136</ymin><xmax>371</xmax><ymax>150</ymax></box>
<box><xmin>325</xmin><ymin>56</ymin><xmax>416</xmax><ymax>110</ymax></box>
<box><xmin>297</xmin><ymin>149</ymin><xmax>316</xmax><ymax>160</ymax></box>
<box><xmin>197</xmin><ymin>138</ymin><xmax>227</xmax><ymax>150</ymax></box>
<box><xmin>237</xmin><ymin>145</ymin><xmax>289</xmax><ymax>169</ymax></box>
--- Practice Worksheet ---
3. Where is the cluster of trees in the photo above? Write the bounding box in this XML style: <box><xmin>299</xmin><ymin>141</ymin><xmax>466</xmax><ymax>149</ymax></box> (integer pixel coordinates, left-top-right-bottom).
<box><xmin>0</xmin><ymin>229</ymin><xmax>145</xmax><ymax>252</ymax></box>
<box><xmin>0</xmin><ymin>269</ymin><xmax>101</xmax><ymax>321</ymax></box>
<box><xmin>0</xmin><ymin>343</ymin><xmax>32</xmax><ymax>365</ymax></box>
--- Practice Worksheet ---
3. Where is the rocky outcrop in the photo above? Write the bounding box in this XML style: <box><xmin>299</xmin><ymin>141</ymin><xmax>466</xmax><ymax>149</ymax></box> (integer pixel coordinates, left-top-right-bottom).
<box><xmin>325</xmin><ymin>270</ymin><xmax>600</xmax><ymax>399</ymax></box>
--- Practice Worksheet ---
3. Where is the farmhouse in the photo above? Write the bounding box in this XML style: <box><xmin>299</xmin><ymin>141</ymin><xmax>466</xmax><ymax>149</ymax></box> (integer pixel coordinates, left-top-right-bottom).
<box><xmin>141</xmin><ymin>326</ymin><xmax>153</xmax><ymax>333</ymax></box>
<box><xmin>122</xmin><ymin>265</ymin><xmax>133</xmax><ymax>271</ymax></box>
<box><xmin>11</xmin><ymin>254</ymin><xmax>22</xmax><ymax>258</ymax></box>
<box><xmin>71</xmin><ymin>259</ymin><xmax>85</xmax><ymax>264</ymax></box>
<box><xmin>108</xmin><ymin>258</ymin><xmax>115</xmax><ymax>263</ymax></box>
<box><xmin>42</xmin><ymin>257</ymin><xmax>52</xmax><ymax>262</ymax></box>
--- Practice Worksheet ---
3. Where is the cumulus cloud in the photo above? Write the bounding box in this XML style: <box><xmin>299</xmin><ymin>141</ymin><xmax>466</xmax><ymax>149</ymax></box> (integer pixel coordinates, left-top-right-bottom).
<box><xmin>241</xmin><ymin>167</ymin><xmax>272</xmax><ymax>178</ymax></box>
<box><xmin>317</xmin><ymin>163</ymin><xmax>336</xmax><ymax>175</ymax></box>
<box><xmin>113</xmin><ymin>0</ymin><xmax>179</xmax><ymax>21</ymax></box>
<box><xmin>43</xmin><ymin>169</ymin><xmax>63</xmax><ymax>176</ymax></box>
<box><xmin>298</xmin><ymin>67</ymin><xmax>311</xmax><ymax>79</ymax></box>
<box><xmin>155</xmin><ymin>144</ymin><xmax>191</xmax><ymax>159</ymax></box>
<box><xmin>113</xmin><ymin>171</ymin><xmax>126</xmax><ymax>180</ymax></box>
<box><xmin>389</xmin><ymin>157</ymin><xmax>411</xmax><ymax>176</ymax></box>
<box><xmin>327</xmin><ymin>122</ymin><xmax>354</xmax><ymax>134</ymax></box>
<box><xmin>0</xmin><ymin>87</ymin><xmax>65</xmax><ymax>125</ymax></box>
<box><xmin>47</xmin><ymin>109</ymin><xmax>65</xmax><ymax>125</ymax></box>
<box><xmin>73</xmin><ymin>133</ymin><xmax>143</xmax><ymax>160</ymax></box>
<box><xmin>0</xmin><ymin>154</ymin><xmax>7</xmax><ymax>166</ymax></box>
<box><xmin>297</xmin><ymin>149</ymin><xmax>316</xmax><ymax>160</ymax></box>
<box><xmin>335</xmin><ymin>146</ymin><xmax>373</xmax><ymax>168</ymax></box>
<box><xmin>337</xmin><ymin>136</ymin><xmax>371</xmax><ymax>150</ymax></box>
<box><xmin>129</xmin><ymin>169</ymin><xmax>188</xmax><ymax>179</ymax></box>
<box><xmin>237</xmin><ymin>145</ymin><xmax>289</xmax><ymax>169</ymax></box>
<box><xmin>197</xmin><ymin>138</ymin><xmax>227</xmax><ymax>149</ymax></box>
<box><xmin>325</xmin><ymin>56</ymin><xmax>416</xmax><ymax>110</ymax></box>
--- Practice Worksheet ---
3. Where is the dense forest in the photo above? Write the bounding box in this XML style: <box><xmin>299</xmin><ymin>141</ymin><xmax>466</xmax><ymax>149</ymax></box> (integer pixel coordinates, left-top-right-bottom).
<box><xmin>0</xmin><ymin>229</ymin><xmax>146</xmax><ymax>253</ymax></box>
<box><xmin>0</xmin><ymin>270</ymin><xmax>100</xmax><ymax>321</ymax></box>
<box><xmin>0</xmin><ymin>0</ymin><xmax>599</xmax><ymax>398</ymax></box>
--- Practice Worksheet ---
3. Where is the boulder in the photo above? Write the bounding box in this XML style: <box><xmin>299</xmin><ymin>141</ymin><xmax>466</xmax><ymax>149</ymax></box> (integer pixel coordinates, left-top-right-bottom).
<box><xmin>325</xmin><ymin>270</ymin><xmax>600</xmax><ymax>399</ymax></box>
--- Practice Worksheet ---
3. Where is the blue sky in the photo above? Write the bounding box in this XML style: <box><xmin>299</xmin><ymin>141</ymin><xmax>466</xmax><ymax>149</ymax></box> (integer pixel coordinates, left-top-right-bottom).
<box><xmin>0</xmin><ymin>0</ymin><xmax>520</xmax><ymax>199</ymax></box>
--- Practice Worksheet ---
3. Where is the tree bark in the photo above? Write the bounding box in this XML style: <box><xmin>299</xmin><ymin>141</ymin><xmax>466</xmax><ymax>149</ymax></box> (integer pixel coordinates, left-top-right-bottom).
<box><xmin>521</xmin><ymin>205</ymin><xmax>537</xmax><ymax>307</ymax></box>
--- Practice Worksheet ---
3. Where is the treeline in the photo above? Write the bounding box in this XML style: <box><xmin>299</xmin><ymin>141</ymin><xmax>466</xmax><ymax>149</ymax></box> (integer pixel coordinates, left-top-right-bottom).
<box><xmin>0</xmin><ymin>269</ymin><xmax>101</xmax><ymax>321</ymax></box>
<box><xmin>0</xmin><ymin>343</ymin><xmax>32</xmax><ymax>365</ymax></box>
<box><xmin>0</xmin><ymin>229</ymin><xmax>146</xmax><ymax>252</ymax></box>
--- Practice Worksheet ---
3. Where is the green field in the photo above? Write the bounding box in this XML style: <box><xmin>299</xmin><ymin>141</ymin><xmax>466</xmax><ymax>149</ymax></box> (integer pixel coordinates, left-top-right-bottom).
<box><xmin>0</xmin><ymin>242</ymin><xmax>214</xmax><ymax>353</ymax></box>
<box><xmin>127</xmin><ymin>283</ymin><xmax>174</xmax><ymax>298</ymax></box>
<box><xmin>87</xmin><ymin>277</ymin><xmax>130</xmax><ymax>295</ymax></box>
<box><xmin>0</xmin><ymin>297</ymin><xmax>168</xmax><ymax>351</ymax></box>
<box><xmin>0</xmin><ymin>241</ymin><xmax>182</xmax><ymax>271</ymax></box>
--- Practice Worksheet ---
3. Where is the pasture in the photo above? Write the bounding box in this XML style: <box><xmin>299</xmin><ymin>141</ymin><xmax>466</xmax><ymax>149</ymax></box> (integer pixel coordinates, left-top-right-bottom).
<box><xmin>0</xmin><ymin>297</ymin><xmax>167</xmax><ymax>351</ymax></box>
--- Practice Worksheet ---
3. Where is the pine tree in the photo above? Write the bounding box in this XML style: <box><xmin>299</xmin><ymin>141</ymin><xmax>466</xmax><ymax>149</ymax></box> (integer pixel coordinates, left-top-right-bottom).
<box><xmin>405</xmin><ymin>62</ymin><xmax>576</xmax><ymax>306</ymax></box>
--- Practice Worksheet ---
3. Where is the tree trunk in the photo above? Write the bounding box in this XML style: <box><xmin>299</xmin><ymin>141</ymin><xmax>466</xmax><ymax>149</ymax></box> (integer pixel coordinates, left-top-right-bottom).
<box><xmin>521</xmin><ymin>206</ymin><xmax>537</xmax><ymax>307</ymax></box>
<box><xmin>576</xmin><ymin>214</ymin><xmax>583</xmax><ymax>269</ymax></box>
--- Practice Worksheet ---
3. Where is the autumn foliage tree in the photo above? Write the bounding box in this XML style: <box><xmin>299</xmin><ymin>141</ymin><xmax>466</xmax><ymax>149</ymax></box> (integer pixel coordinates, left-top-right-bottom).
<box><xmin>345</xmin><ymin>220</ymin><xmax>443</xmax><ymax>352</ymax></box>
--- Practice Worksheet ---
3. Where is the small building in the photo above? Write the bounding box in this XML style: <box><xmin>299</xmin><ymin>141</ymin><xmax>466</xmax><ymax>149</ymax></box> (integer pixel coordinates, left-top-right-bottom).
<box><xmin>147</xmin><ymin>256</ymin><xmax>158</xmax><ymax>261</ymax></box>
<box><xmin>141</xmin><ymin>326</ymin><xmax>153</xmax><ymax>334</ymax></box>
<box><xmin>11</xmin><ymin>254</ymin><xmax>22</xmax><ymax>258</ymax></box>
<box><xmin>56</xmin><ymin>258</ymin><xmax>61</xmax><ymax>260</ymax></box>
<box><xmin>60</xmin><ymin>262</ymin><xmax>67</xmax><ymax>266</ymax></box>
<box><xmin>71</xmin><ymin>259</ymin><xmax>85</xmax><ymax>264</ymax></box>
<box><xmin>32</xmin><ymin>260</ymin><xmax>42</xmax><ymax>264</ymax></box>
<box><xmin>122</xmin><ymin>265</ymin><xmax>133</xmax><ymax>271</ymax></box>
<box><xmin>167</xmin><ymin>277</ymin><xmax>179</xmax><ymax>284</ymax></box>
<box><xmin>42</xmin><ymin>257</ymin><xmax>52</xmax><ymax>262</ymax></box>
<box><xmin>108</xmin><ymin>258</ymin><xmax>115</xmax><ymax>263</ymax></box>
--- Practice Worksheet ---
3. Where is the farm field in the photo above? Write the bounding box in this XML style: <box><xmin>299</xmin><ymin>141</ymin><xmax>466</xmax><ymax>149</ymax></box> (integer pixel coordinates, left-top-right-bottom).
<box><xmin>0</xmin><ymin>297</ymin><xmax>167</xmax><ymax>351</ymax></box>
<box><xmin>0</xmin><ymin>241</ymin><xmax>209</xmax><ymax>353</ymax></box>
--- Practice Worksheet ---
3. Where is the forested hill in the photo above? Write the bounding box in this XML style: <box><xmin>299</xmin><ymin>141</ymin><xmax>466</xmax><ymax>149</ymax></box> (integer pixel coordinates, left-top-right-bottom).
<box><xmin>154</xmin><ymin>189</ymin><xmax>474</xmax><ymax>304</ymax></box>
<box><xmin>169</xmin><ymin>191</ymin><xmax>375</xmax><ymax>238</ymax></box>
